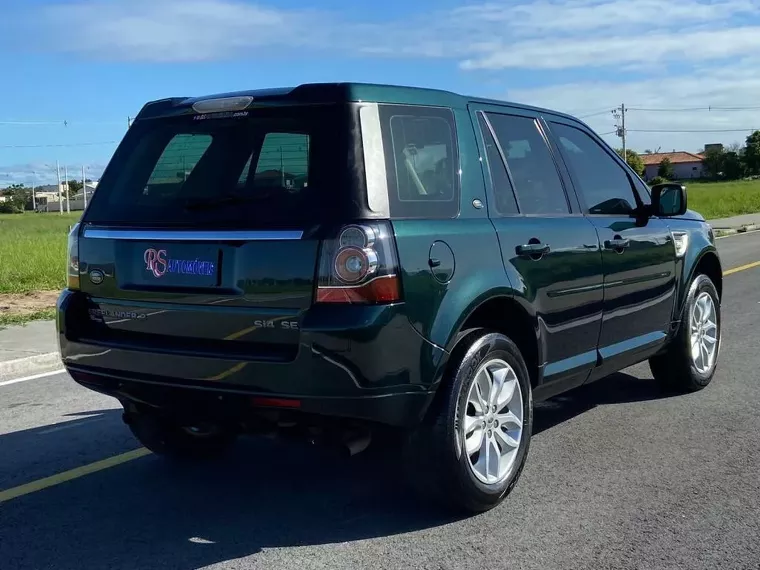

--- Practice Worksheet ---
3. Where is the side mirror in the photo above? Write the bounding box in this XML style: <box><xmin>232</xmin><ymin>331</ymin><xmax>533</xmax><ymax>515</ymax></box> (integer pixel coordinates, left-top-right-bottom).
<box><xmin>651</xmin><ymin>183</ymin><xmax>687</xmax><ymax>217</ymax></box>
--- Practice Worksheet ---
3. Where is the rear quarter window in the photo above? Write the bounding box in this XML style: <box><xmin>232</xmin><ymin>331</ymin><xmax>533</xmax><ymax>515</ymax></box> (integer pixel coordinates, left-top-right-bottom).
<box><xmin>379</xmin><ymin>105</ymin><xmax>459</xmax><ymax>219</ymax></box>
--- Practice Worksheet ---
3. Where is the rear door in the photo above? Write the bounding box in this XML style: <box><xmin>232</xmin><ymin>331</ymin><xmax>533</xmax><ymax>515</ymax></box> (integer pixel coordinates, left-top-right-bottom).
<box><xmin>545</xmin><ymin>119</ymin><xmax>677</xmax><ymax>376</ymax></box>
<box><xmin>470</xmin><ymin>104</ymin><xmax>604</xmax><ymax>392</ymax></box>
<box><xmin>73</xmin><ymin>105</ymin><xmax>347</xmax><ymax>362</ymax></box>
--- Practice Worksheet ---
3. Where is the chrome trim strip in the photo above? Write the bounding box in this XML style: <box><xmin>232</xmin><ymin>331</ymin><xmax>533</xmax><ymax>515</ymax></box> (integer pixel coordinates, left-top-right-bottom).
<box><xmin>83</xmin><ymin>229</ymin><xmax>303</xmax><ymax>241</ymax></box>
<box><xmin>359</xmin><ymin>103</ymin><xmax>390</xmax><ymax>215</ymax></box>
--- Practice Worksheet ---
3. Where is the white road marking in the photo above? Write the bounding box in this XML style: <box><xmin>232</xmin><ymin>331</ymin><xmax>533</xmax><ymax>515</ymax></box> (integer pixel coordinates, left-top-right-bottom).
<box><xmin>0</xmin><ymin>369</ymin><xmax>66</xmax><ymax>388</ymax></box>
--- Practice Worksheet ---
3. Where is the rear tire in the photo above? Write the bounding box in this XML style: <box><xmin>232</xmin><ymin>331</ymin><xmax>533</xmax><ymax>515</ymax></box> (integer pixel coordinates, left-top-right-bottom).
<box><xmin>126</xmin><ymin>411</ymin><xmax>237</xmax><ymax>461</ymax></box>
<box><xmin>650</xmin><ymin>274</ymin><xmax>721</xmax><ymax>393</ymax></box>
<box><xmin>404</xmin><ymin>331</ymin><xmax>533</xmax><ymax>513</ymax></box>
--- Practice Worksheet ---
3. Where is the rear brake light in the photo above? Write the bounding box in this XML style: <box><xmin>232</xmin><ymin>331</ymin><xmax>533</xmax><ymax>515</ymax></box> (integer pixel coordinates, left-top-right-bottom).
<box><xmin>251</xmin><ymin>397</ymin><xmax>301</xmax><ymax>409</ymax></box>
<box><xmin>67</xmin><ymin>223</ymin><xmax>80</xmax><ymax>290</ymax></box>
<box><xmin>191</xmin><ymin>96</ymin><xmax>253</xmax><ymax>114</ymax></box>
<box><xmin>316</xmin><ymin>222</ymin><xmax>402</xmax><ymax>304</ymax></box>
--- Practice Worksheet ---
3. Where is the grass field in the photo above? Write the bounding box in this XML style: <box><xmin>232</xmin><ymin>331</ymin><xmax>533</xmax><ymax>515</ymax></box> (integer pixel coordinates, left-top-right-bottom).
<box><xmin>685</xmin><ymin>179</ymin><xmax>760</xmax><ymax>219</ymax></box>
<box><xmin>0</xmin><ymin>179</ymin><xmax>759</xmax><ymax>325</ymax></box>
<box><xmin>0</xmin><ymin>212</ymin><xmax>81</xmax><ymax>294</ymax></box>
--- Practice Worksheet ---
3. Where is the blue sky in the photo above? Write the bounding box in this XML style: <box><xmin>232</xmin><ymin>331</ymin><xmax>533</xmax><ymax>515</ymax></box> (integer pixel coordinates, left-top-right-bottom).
<box><xmin>2</xmin><ymin>0</ymin><xmax>760</xmax><ymax>186</ymax></box>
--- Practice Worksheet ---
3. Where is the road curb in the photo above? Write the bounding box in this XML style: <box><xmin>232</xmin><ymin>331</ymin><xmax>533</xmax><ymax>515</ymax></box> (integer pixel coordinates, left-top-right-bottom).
<box><xmin>0</xmin><ymin>352</ymin><xmax>61</xmax><ymax>382</ymax></box>
<box><xmin>712</xmin><ymin>224</ymin><xmax>759</xmax><ymax>237</ymax></box>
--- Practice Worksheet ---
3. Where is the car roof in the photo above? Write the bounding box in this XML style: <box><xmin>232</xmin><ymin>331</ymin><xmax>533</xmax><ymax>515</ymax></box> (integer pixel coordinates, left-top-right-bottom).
<box><xmin>136</xmin><ymin>82</ymin><xmax>580</xmax><ymax>123</ymax></box>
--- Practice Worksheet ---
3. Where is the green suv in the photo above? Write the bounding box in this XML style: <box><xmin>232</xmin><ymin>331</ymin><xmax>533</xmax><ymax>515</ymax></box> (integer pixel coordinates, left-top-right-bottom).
<box><xmin>58</xmin><ymin>83</ymin><xmax>723</xmax><ymax>513</ymax></box>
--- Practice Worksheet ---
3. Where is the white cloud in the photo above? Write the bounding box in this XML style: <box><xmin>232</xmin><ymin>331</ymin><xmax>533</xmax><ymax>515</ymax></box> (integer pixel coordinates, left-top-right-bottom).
<box><xmin>36</xmin><ymin>0</ymin><xmax>760</xmax><ymax>69</ymax></box>
<box><xmin>451</xmin><ymin>0</ymin><xmax>757</xmax><ymax>35</ymax></box>
<box><xmin>42</xmin><ymin>0</ymin><xmax>335</xmax><ymax>61</ymax></box>
<box><xmin>460</xmin><ymin>27</ymin><xmax>760</xmax><ymax>70</ymax></box>
<box><xmin>507</xmin><ymin>58</ymin><xmax>760</xmax><ymax>152</ymax></box>
<box><xmin>0</xmin><ymin>163</ymin><xmax>107</xmax><ymax>187</ymax></box>
<box><xmin>19</xmin><ymin>0</ymin><xmax>760</xmax><ymax>152</ymax></box>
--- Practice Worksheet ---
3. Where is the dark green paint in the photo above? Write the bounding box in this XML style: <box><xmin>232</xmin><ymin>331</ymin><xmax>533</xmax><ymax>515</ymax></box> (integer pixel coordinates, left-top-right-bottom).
<box><xmin>59</xmin><ymin>82</ymin><xmax>723</xmax><ymax>429</ymax></box>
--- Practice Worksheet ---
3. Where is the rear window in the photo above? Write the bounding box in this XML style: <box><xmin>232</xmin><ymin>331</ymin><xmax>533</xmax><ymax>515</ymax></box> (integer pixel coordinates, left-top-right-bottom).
<box><xmin>379</xmin><ymin>105</ymin><xmax>459</xmax><ymax>218</ymax></box>
<box><xmin>85</xmin><ymin>106</ymin><xmax>346</xmax><ymax>227</ymax></box>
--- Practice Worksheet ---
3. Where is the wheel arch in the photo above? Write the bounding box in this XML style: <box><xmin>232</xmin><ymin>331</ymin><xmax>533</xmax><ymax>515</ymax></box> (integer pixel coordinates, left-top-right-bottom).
<box><xmin>667</xmin><ymin>246</ymin><xmax>722</xmax><ymax>338</ymax></box>
<box><xmin>691</xmin><ymin>249</ymin><xmax>723</xmax><ymax>300</ymax></box>
<box><xmin>681</xmin><ymin>248</ymin><xmax>722</xmax><ymax>313</ymax></box>
<box><xmin>441</xmin><ymin>294</ymin><xmax>542</xmax><ymax>389</ymax></box>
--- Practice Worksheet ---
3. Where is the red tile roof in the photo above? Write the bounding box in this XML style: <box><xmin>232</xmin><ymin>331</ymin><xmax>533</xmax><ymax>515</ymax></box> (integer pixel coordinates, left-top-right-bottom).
<box><xmin>640</xmin><ymin>152</ymin><xmax>704</xmax><ymax>166</ymax></box>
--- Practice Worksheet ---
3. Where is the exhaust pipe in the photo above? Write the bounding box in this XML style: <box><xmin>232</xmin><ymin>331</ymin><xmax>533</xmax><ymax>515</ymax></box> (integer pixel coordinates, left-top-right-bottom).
<box><xmin>342</xmin><ymin>430</ymin><xmax>372</xmax><ymax>457</ymax></box>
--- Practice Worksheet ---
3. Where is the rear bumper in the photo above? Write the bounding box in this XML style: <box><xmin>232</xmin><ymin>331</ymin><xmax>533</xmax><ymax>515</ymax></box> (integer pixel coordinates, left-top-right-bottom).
<box><xmin>57</xmin><ymin>290</ymin><xmax>447</xmax><ymax>427</ymax></box>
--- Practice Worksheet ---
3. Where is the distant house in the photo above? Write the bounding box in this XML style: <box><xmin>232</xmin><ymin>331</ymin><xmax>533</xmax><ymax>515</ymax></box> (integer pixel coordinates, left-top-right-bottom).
<box><xmin>35</xmin><ymin>181</ymin><xmax>99</xmax><ymax>212</ymax></box>
<box><xmin>641</xmin><ymin>152</ymin><xmax>704</xmax><ymax>181</ymax></box>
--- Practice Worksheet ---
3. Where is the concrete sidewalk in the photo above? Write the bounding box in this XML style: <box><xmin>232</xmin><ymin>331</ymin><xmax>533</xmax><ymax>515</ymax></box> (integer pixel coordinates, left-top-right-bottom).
<box><xmin>0</xmin><ymin>211</ymin><xmax>757</xmax><ymax>381</ymax></box>
<box><xmin>708</xmin><ymin>213</ymin><xmax>760</xmax><ymax>235</ymax></box>
<box><xmin>0</xmin><ymin>320</ymin><xmax>61</xmax><ymax>381</ymax></box>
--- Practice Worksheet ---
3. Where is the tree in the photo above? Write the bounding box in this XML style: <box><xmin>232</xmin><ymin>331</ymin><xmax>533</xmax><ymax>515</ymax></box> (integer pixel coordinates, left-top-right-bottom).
<box><xmin>723</xmin><ymin>151</ymin><xmax>745</xmax><ymax>180</ymax></box>
<box><xmin>67</xmin><ymin>179</ymin><xmax>83</xmax><ymax>195</ymax></box>
<box><xmin>743</xmin><ymin>130</ymin><xmax>760</xmax><ymax>175</ymax></box>
<box><xmin>658</xmin><ymin>157</ymin><xmax>675</xmax><ymax>180</ymax></box>
<box><xmin>615</xmin><ymin>148</ymin><xmax>645</xmax><ymax>176</ymax></box>
<box><xmin>727</xmin><ymin>142</ymin><xmax>743</xmax><ymax>154</ymax></box>
<box><xmin>702</xmin><ymin>148</ymin><xmax>725</xmax><ymax>180</ymax></box>
<box><xmin>0</xmin><ymin>184</ymin><xmax>29</xmax><ymax>213</ymax></box>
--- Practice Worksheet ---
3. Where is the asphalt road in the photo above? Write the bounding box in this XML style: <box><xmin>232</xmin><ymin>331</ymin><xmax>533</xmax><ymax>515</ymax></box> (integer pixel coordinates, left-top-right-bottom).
<box><xmin>1</xmin><ymin>231</ymin><xmax>759</xmax><ymax>570</ymax></box>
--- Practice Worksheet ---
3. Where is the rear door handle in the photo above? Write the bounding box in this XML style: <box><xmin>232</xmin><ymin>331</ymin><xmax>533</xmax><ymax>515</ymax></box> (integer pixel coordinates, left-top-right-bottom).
<box><xmin>604</xmin><ymin>238</ymin><xmax>630</xmax><ymax>250</ymax></box>
<box><xmin>516</xmin><ymin>243</ymin><xmax>550</xmax><ymax>256</ymax></box>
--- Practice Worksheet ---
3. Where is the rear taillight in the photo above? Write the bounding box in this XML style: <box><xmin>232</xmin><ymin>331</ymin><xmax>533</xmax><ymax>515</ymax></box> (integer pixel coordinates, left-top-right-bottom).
<box><xmin>316</xmin><ymin>222</ymin><xmax>402</xmax><ymax>304</ymax></box>
<box><xmin>67</xmin><ymin>223</ymin><xmax>80</xmax><ymax>290</ymax></box>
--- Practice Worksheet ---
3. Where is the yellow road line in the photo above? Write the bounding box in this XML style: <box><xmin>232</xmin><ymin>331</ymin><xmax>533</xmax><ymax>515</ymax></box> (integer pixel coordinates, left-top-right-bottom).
<box><xmin>724</xmin><ymin>260</ymin><xmax>760</xmax><ymax>276</ymax></box>
<box><xmin>204</xmin><ymin>361</ymin><xmax>247</xmax><ymax>381</ymax></box>
<box><xmin>224</xmin><ymin>316</ymin><xmax>289</xmax><ymax>341</ymax></box>
<box><xmin>224</xmin><ymin>325</ymin><xmax>259</xmax><ymax>341</ymax></box>
<box><xmin>0</xmin><ymin>447</ymin><xmax>151</xmax><ymax>505</ymax></box>
<box><xmin>2</xmin><ymin>262</ymin><xmax>755</xmax><ymax>505</ymax></box>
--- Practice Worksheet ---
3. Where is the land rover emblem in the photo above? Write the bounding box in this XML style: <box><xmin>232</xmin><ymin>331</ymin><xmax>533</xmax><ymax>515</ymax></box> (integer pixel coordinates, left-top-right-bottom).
<box><xmin>89</xmin><ymin>269</ymin><xmax>105</xmax><ymax>285</ymax></box>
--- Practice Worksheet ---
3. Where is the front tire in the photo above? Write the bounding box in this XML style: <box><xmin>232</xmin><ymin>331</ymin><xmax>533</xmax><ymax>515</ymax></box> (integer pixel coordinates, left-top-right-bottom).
<box><xmin>404</xmin><ymin>331</ymin><xmax>533</xmax><ymax>513</ymax></box>
<box><xmin>126</xmin><ymin>411</ymin><xmax>237</xmax><ymax>461</ymax></box>
<box><xmin>650</xmin><ymin>273</ymin><xmax>721</xmax><ymax>392</ymax></box>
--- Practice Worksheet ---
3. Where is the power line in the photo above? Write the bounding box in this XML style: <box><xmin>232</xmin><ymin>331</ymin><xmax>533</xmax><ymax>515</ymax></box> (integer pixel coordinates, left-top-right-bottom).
<box><xmin>627</xmin><ymin>128</ymin><xmax>759</xmax><ymax>133</ymax></box>
<box><xmin>0</xmin><ymin>120</ymin><xmax>64</xmax><ymax>125</ymax></box>
<box><xmin>628</xmin><ymin>105</ymin><xmax>760</xmax><ymax>112</ymax></box>
<box><xmin>577</xmin><ymin>109</ymin><xmax>613</xmax><ymax>119</ymax></box>
<box><xmin>0</xmin><ymin>119</ymin><xmax>130</xmax><ymax>126</ymax></box>
<box><xmin>0</xmin><ymin>141</ymin><xmax>118</xmax><ymax>149</ymax></box>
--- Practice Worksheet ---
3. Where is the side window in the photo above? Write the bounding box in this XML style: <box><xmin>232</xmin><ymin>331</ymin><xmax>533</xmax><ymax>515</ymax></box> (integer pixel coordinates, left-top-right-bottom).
<box><xmin>238</xmin><ymin>132</ymin><xmax>310</xmax><ymax>190</ymax></box>
<box><xmin>477</xmin><ymin>113</ymin><xmax>518</xmax><ymax>215</ymax></box>
<box><xmin>551</xmin><ymin>123</ymin><xmax>638</xmax><ymax>215</ymax></box>
<box><xmin>379</xmin><ymin>105</ymin><xmax>459</xmax><ymax>218</ymax></box>
<box><xmin>147</xmin><ymin>134</ymin><xmax>212</xmax><ymax>188</ymax></box>
<box><xmin>485</xmin><ymin>113</ymin><xmax>569</xmax><ymax>215</ymax></box>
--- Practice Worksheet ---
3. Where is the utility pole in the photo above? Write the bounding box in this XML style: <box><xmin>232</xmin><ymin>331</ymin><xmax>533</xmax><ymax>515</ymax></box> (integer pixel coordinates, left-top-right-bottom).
<box><xmin>64</xmin><ymin>164</ymin><xmax>70</xmax><ymax>213</ymax></box>
<box><xmin>56</xmin><ymin>160</ymin><xmax>63</xmax><ymax>215</ymax></box>
<box><xmin>31</xmin><ymin>171</ymin><xmax>36</xmax><ymax>211</ymax></box>
<box><xmin>82</xmin><ymin>165</ymin><xmax>87</xmax><ymax>209</ymax></box>
<box><xmin>621</xmin><ymin>103</ymin><xmax>627</xmax><ymax>158</ymax></box>
<box><xmin>612</xmin><ymin>104</ymin><xmax>627</xmax><ymax>159</ymax></box>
